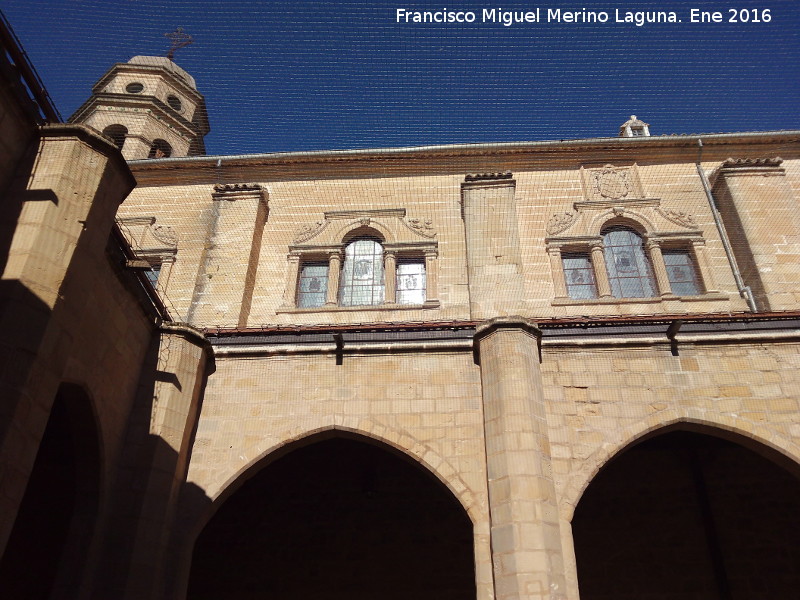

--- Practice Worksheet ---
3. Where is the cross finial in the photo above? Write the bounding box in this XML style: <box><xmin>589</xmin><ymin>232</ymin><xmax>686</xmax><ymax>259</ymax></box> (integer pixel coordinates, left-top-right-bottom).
<box><xmin>165</xmin><ymin>27</ymin><xmax>193</xmax><ymax>60</ymax></box>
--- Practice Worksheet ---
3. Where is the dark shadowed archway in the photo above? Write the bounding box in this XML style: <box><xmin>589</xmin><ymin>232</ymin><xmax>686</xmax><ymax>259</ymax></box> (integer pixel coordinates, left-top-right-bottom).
<box><xmin>572</xmin><ymin>427</ymin><xmax>800</xmax><ymax>600</ymax></box>
<box><xmin>0</xmin><ymin>383</ymin><xmax>101</xmax><ymax>599</ymax></box>
<box><xmin>187</xmin><ymin>435</ymin><xmax>476</xmax><ymax>600</ymax></box>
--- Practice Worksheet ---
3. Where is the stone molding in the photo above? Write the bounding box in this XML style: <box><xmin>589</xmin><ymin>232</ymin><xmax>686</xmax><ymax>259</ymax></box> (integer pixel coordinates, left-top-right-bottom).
<box><xmin>292</xmin><ymin>208</ymin><xmax>437</xmax><ymax>246</ymax></box>
<box><xmin>473</xmin><ymin>316</ymin><xmax>541</xmax><ymax>365</ymax></box>
<box><xmin>720</xmin><ymin>156</ymin><xmax>785</xmax><ymax>177</ymax></box>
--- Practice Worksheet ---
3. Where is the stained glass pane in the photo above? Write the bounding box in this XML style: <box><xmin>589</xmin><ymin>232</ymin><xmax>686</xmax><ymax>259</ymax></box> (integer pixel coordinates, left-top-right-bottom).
<box><xmin>664</xmin><ymin>250</ymin><xmax>701</xmax><ymax>296</ymax></box>
<box><xmin>297</xmin><ymin>263</ymin><xmax>328</xmax><ymax>308</ymax></box>
<box><xmin>145</xmin><ymin>264</ymin><xmax>161</xmax><ymax>287</ymax></box>
<box><xmin>396</xmin><ymin>260</ymin><xmax>426</xmax><ymax>304</ymax></box>
<box><xmin>602</xmin><ymin>227</ymin><xmax>657</xmax><ymax>298</ymax></box>
<box><xmin>562</xmin><ymin>253</ymin><xmax>597</xmax><ymax>300</ymax></box>
<box><xmin>339</xmin><ymin>239</ymin><xmax>385</xmax><ymax>306</ymax></box>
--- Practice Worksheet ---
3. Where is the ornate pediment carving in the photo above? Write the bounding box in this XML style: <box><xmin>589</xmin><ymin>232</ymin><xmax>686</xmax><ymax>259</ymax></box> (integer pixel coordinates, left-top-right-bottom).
<box><xmin>546</xmin><ymin>211</ymin><xmax>579</xmax><ymax>235</ymax></box>
<box><xmin>117</xmin><ymin>216</ymin><xmax>178</xmax><ymax>257</ymax></box>
<box><xmin>655</xmin><ymin>207</ymin><xmax>697</xmax><ymax>229</ymax></box>
<box><xmin>404</xmin><ymin>217</ymin><xmax>436</xmax><ymax>238</ymax></box>
<box><xmin>292</xmin><ymin>208</ymin><xmax>436</xmax><ymax>246</ymax></box>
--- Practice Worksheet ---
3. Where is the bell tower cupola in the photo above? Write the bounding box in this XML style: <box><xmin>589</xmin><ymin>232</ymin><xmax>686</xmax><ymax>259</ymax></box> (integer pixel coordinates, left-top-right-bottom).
<box><xmin>69</xmin><ymin>55</ymin><xmax>210</xmax><ymax>159</ymax></box>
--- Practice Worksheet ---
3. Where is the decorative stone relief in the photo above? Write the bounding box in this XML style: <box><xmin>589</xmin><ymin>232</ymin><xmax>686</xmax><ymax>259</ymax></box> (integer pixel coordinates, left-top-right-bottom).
<box><xmin>591</xmin><ymin>165</ymin><xmax>631</xmax><ymax>199</ymax></box>
<box><xmin>151</xmin><ymin>224</ymin><xmax>179</xmax><ymax>246</ymax></box>
<box><xmin>722</xmin><ymin>157</ymin><xmax>783</xmax><ymax>168</ymax></box>
<box><xmin>291</xmin><ymin>208</ymin><xmax>437</xmax><ymax>248</ymax></box>
<box><xmin>464</xmin><ymin>172</ymin><xmax>513</xmax><ymax>182</ymax></box>
<box><xmin>294</xmin><ymin>220</ymin><xmax>327</xmax><ymax>243</ymax></box>
<box><xmin>582</xmin><ymin>164</ymin><xmax>643</xmax><ymax>201</ymax></box>
<box><xmin>117</xmin><ymin>216</ymin><xmax>178</xmax><ymax>253</ymax></box>
<box><xmin>213</xmin><ymin>182</ymin><xmax>263</xmax><ymax>193</ymax></box>
<box><xmin>656</xmin><ymin>207</ymin><xmax>697</xmax><ymax>229</ymax></box>
<box><xmin>546</xmin><ymin>211</ymin><xmax>578</xmax><ymax>235</ymax></box>
<box><xmin>404</xmin><ymin>217</ymin><xmax>436</xmax><ymax>238</ymax></box>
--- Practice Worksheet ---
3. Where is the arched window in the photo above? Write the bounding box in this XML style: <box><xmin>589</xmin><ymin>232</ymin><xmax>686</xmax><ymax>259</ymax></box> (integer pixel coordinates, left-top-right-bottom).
<box><xmin>602</xmin><ymin>226</ymin><xmax>656</xmax><ymax>298</ymax></box>
<box><xmin>102</xmin><ymin>124</ymin><xmax>127</xmax><ymax>150</ymax></box>
<box><xmin>339</xmin><ymin>238</ymin><xmax>385</xmax><ymax>306</ymax></box>
<box><xmin>148</xmin><ymin>139</ymin><xmax>172</xmax><ymax>159</ymax></box>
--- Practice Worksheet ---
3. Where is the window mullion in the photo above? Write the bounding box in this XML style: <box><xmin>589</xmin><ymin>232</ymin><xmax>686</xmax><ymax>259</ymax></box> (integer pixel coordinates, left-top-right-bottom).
<box><xmin>326</xmin><ymin>251</ymin><xmax>342</xmax><ymax>305</ymax></box>
<box><xmin>384</xmin><ymin>250</ymin><xmax>397</xmax><ymax>304</ymax></box>
<box><xmin>590</xmin><ymin>243</ymin><xmax>613</xmax><ymax>298</ymax></box>
<box><xmin>646</xmin><ymin>240</ymin><xmax>673</xmax><ymax>297</ymax></box>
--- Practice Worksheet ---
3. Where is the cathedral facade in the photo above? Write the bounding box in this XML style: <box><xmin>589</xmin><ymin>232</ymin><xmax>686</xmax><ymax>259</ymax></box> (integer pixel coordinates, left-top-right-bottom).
<box><xmin>1</xmin><ymin>30</ymin><xmax>800</xmax><ymax>600</ymax></box>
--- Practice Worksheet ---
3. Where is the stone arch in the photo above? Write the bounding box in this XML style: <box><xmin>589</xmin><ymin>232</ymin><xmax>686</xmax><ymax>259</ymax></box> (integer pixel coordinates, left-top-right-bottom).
<box><xmin>569</xmin><ymin>415</ymin><xmax>800</xmax><ymax>599</ymax></box>
<box><xmin>203</xmin><ymin>420</ymin><xmax>480</xmax><ymax>530</ymax></box>
<box><xmin>560</xmin><ymin>410</ymin><xmax>800</xmax><ymax>522</ymax></box>
<box><xmin>148</xmin><ymin>138</ymin><xmax>172</xmax><ymax>158</ymax></box>
<box><xmin>588</xmin><ymin>210</ymin><xmax>656</xmax><ymax>237</ymax></box>
<box><xmin>185</xmin><ymin>424</ymin><xmax>478</xmax><ymax>600</ymax></box>
<box><xmin>101</xmin><ymin>124</ymin><xmax>127</xmax><ymax>150</ymax></box>
<box><xmin>334</xmin><ymin>219</ymin><xmax>396</xmax><ymax>244</ymax></box>
<box><xmin>0</xmin><ymin>383</ymin><xmax>103</xmax><ymax>598</ymax></box>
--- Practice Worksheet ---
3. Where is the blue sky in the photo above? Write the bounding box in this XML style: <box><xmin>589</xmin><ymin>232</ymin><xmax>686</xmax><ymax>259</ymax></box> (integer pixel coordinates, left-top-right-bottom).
<box><xmin>2</xmin><ymin>0</ymin><xmax>798</xmax><ymax>154</ymax></box>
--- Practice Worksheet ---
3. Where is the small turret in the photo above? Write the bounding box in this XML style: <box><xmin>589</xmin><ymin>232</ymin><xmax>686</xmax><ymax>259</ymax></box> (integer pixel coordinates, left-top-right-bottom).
<box><xmin>619</xmin><ymin>115</ymin><xmax>650</xmax><ymax>138</ymax></box>
<box><xmin>69</xmin><ymin>55</ymin><xmax>209</xmax><ymax>159</ymax></box>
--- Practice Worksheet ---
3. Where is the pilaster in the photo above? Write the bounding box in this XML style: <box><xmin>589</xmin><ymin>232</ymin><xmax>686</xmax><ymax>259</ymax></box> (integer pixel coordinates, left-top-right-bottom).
<box><xmin>113</xmin><ymin>324</ymin><xmax>213</xmax><ymax>600</ymax></box>
<box><xmin>474</xmin><ymin>317</ymin><xmax>566</xmax><ymax>600</ymax></box>
<box><xmin>713</xmin><ymin>157</ymin><xmax>800</xmax><ymax>311</ymax></box>
<box><xmin>189</xmin><ymin>183</ymin><xmax>268</xmax><ymax>327</ymax></box>
<box><xmin>461</xmin><ymin>173</ymin><xmax>526</xmax><ymax>319</ymax></box>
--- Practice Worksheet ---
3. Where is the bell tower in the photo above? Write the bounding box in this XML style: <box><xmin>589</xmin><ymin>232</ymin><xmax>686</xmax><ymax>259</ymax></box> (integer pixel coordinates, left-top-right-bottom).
<box><xmin>69</xmin><ymin>55</ymin><xmax>209</xmax><ymax>159</ymax></box>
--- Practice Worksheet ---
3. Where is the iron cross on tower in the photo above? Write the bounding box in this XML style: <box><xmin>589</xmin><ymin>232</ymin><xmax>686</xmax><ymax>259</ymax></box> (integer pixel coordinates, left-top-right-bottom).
<box><xmin>165</xmin><ymin>27</ymin><xmax>193</xmax><ymax>60</ymax></box>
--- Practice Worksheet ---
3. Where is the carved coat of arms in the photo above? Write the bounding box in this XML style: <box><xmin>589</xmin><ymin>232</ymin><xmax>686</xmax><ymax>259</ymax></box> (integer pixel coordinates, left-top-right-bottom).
<box><xmin>592</xmin><ymin>166</ymin><xmax>631</xmax><ymax>200</ymax></box>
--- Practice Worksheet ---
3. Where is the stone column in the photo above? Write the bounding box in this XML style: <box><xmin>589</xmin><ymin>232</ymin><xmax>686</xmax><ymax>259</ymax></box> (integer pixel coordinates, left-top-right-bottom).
<box><xmin>189</xmin><ymin>183</ymin><xmax>268</xmax><ymax>327</ymax></box>
<box><xmin>692</xmin><ymin>240</ymin><xmax>717</xmax><ymax>293</ymax></box>
<box><xmin>93</xmin><ymin>324</ymin><xmax>212</xmax><ymax>600</ymax></box>
<box><xmin>713</xmin><ymin>157</ymin><xmax>800</xmax><ymax>311</ymax></box>
<box><xmin>547</xmin><ymin>247</ymin><xmax>568</xmax><ymax>299</ymax></box>
<box><xmin>325</xmin><ymin>251</ymin><xmax>342</xmax><ymax>305</ymax></box>
<box><xmin>475</xmin><ymin>317</ymin><xmax>567</xmax><ymax>600</ymax></box>
<box><xmin>590</xmin><ymin>243</ymin><xmax>612</xmax><ymax>298</ymax></box>
<box><xmin>282</xmin><ymin>253</ymin><xmax>301</xmax><ymax>307</ymax></box>
<box><xmin>423</xmin><ymin>249</ymin><xmax>439</xmax><ymax>306</ymax></box>
<box><xmin>646</xmin><ymin>240</ymin><xmax>674</xmax><ymax>297</ymax></box>
<box><xmin>384</xmin><ymin>250</ymin><xmax>397</xmax><ymax>304</ymax></box>
<box><xmin>461</xmin><ymin>173</ymin><xmax>526</xmax><ymax>318</ymax></box>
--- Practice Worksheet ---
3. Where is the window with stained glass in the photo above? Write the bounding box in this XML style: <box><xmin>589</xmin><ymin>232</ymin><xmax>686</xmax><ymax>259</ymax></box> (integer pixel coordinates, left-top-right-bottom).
<box><xmin>339</xmin><ymin>239</ymin><xmax>385</xmax><ymax>306</ymax></box>
<box><xmin>297</xmin><ymin>263</ymin><xmax>329</xmax><ymax>308</ymax></box>
<box><xmin>396</xmin><ymin>260</ymin><xmax>426</xmax><ymax>304</ymax></box>
<box><xmin>562</xmin><ymin>253</ymin><xmax>597</xmax><ymax>299</ymax></box>
<box><xmin>663</xmin><ymin>249</ymin><xmax>702</xmax><ymax>296</ymax></box>
<box><xmin>602</xmin><ymin>227</ymin><xmax>657</xmax><ymax>298</ymax></box>
<box><xmin>145</xmin><ymin>263</ymin><xmax>161</xmax><ymax>287</ymax></box>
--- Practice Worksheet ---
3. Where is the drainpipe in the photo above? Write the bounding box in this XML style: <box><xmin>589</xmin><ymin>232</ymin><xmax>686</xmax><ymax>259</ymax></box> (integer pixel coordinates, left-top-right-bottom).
<box><xmin>696</xmin><ymin>139</ymin><xmax>757</xmax><ymax>312</ymax></box>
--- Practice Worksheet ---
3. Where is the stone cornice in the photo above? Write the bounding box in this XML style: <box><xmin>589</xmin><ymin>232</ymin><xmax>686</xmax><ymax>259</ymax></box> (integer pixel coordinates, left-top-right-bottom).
<box><xmin>92</xmin><ymin>62</ymin><xmax>204</xmax><ymax>101</ymax></box>
<box><xmin>127</xmin><ymin>131</ymin><xmax>800</xmax><ymax>186</ymax></box>
<box><xmin>69</xmin><ymin>94</ymin><xmax>203</xmax><ymax>138</ymax></box>
<box><xmin>721</xmin><ymin>156</ymin><xmax>783</xmax><ymax>168</ymax></box>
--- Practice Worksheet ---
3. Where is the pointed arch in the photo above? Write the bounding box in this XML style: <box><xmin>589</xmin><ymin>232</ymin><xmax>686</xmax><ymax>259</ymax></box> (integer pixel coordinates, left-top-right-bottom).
<box><xmin>560</xmin><ymin>412</ymin><xmax>800</xmax><ymax>522</ymax></box>
<box><xmin>570</xmin><ymin>419</ymin><xmax>800</xmax><ymax>599</ymax></box>
<box><xmin>201</xmin><ymin>422</ymin><xmax>480</xmax><ymax>531</ymax></box>
<box><xmin>185</xmin><ymin>428</ymin><xmax>478</xmax><ymax>600</ymax></box>
<box><xmin>0</xmin><ymin>383</ymin><xmax>102</xmax><ymax>598</ymax></box>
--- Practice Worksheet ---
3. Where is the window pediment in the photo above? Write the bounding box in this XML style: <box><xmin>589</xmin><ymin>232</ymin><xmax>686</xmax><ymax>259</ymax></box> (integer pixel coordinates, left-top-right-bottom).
<box><xmin>292</xmin><ymin>209</ymin><xmax>436</xmax><ymax>247</ymax></box>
